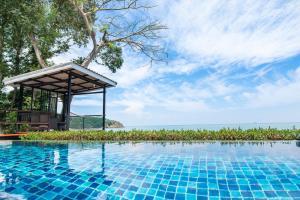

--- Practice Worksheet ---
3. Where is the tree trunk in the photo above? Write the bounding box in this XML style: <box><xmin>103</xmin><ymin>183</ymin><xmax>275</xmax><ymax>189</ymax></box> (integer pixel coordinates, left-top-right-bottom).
<box><xmin>69</xmin><ymin>0</ymin><xmax>102</xmax><ymax>68</ymax></box>
<box><xmin>81</xmin><ymin>49</ymin><xmax>97</xmax><ymax>67</ymax></box>
<box><xmin>81</xmin><ymin>41</ymin><xmax>106</xmax><ymax>67</ymax></box>
<box><xmin>30</xmin><ymin>34</ymin><xmax>47</xmax><ymax>68</ymax></box>
<box><xmin>13</xmin><ymin>36</ymin><xmax>23</xmax><ymax>75</ymax></box>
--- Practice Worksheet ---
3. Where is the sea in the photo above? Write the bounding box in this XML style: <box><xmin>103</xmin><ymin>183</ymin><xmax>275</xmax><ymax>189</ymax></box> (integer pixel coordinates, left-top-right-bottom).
<box><xmin>110</xmin><ymin>122</ymin><xmax>300</xmax><ymax>131</ymax></box>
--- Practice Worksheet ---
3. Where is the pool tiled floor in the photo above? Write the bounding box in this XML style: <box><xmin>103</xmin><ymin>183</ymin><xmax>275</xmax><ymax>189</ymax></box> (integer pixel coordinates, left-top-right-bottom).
<box><xmin>0</xmin><ymin>141</ymin><xmax>300</xmax><ymax>199</ymax></box>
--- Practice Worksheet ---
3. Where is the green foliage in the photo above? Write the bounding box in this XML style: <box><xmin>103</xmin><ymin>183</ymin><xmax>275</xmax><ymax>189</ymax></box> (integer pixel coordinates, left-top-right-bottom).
<box><xmin>0</xmin><ymin>87</ymin><xmax>9</xmax><ymax>109</ymax></box>
<box><xmin>0</xmin><ymin>95</ymin><xmax>9</xmax><ymax>109</ymax></box>
<box><xmin>0</xmin><ymin>110</ymin><xmax>31</xmax><ymax>133</ymax></box>
<box><xmin>0</xmin><ymin>0</ymin><xmax>93</xmax><ymax>109</ymax></box>
<box><xmin>0</xmin><ymin>60</ymin><xmax>8</xmax><ymax>109</ymax></box>
<box><xmin>0</xmin><ymin>111</ymin><xmax>17</xmax><ymax>133</ymax></box>
<box><xmin>21</xmin><ymin>128</ymin><xmax>300</xmax><ymax>141</ymax></box>
<box><xmin>1</xmin><ymin>0</ymin><xmax>164</xmax><ymax>79</ymax></box>
<box><xmin>72</xmin><ymin>57</ymin><xmax>86</xmax><ymax>66</ymax></box>
<box><xmin>98</xmin><ymin>43</ymin><xmax>123</xmax><ymax>73</ymax></box>
<box><xmin>0</xmin><ymin>0</ymin><xmax>90</xmax><ymax>75</ymax></box>
<box><xmin>100</xmin><ymin>24</ymin><xmax>110</xmax><ymax>33</ymax></box>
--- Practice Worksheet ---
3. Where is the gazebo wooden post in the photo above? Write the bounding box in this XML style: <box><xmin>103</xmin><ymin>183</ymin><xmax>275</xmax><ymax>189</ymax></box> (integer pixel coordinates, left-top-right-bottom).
<box><xmin>62</xmin><ymin>94</ymin><xmax>66</xmax><ymax>120</ymax></box>
<box><xmin>55</xmin><ymin>92</ymin><xmax>58</xmax><ymax>118</ymax></box>
<box><xmin>66</xmin><ymin>73</ymin><xmax>72</xmax><ymax>130</ymax></box>
<box><xmin>30</xmin><ymin>87</ymin><xmax>34</xmax><ymax>111</ymax></box>
<box><xmin>47</xmin><ymin>91</ymin><xmax>51</xmax><ymax>112</ymax></box>
<box><xmin>16</xmin><ymin>84</ymin><xmax>24</xmax><ymax>132</ymax></box>
<box><xmin>60</xmin><ymin>94</ymin><xmax>66</xmax><ymax>130</ymax></box>
<box><xmin>18</xmin><ymin>84</ymin><xmax>24</xmax><ymax>110</ymax></box>
<box><xmin>102</xmin><ymin>86</ymin><xmax>106</xmax><ymax>130</ymax></box>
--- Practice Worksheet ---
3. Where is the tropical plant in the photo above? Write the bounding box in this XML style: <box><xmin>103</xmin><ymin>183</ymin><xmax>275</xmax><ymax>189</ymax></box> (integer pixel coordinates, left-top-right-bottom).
<box><xmin>22</xmin><ymin>128</ymin><xmax>300</xmax><ymax>141</ymax></box>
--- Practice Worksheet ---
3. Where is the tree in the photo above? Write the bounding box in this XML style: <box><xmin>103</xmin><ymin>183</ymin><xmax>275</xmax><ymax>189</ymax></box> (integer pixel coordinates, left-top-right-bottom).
<box><xmin>0</xmin><ymin>0</ymin><xmax>90</xmax><ymax>71</ymax></box>
<box><xmin>68</xmin><ymin>0</ymin><xmax>167</xmax><ymax>70</ymax></box>
<box><xmin>0</xmin><ymin>0</ymin><xmax>165</xmax><ymax>108</ymax></box>
<box><xmin>1</xmin><ymin>0</ymin><xmax>165</xmax><ymax>73</ymax></box>
<box><xmin>26</xmin><ymin>0</ymin><xmax>91</xmax><ymax>68</ymax></box>
<box><xmin>0</xmin><ymin>0</ymin><xmax>92</xmax><ymax>107</ymax></box>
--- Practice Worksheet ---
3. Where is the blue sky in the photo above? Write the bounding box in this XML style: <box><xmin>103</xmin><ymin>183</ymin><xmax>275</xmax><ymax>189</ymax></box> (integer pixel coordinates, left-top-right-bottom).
<box><xmin>53</xmin><ymin>0</ymin><xmax>300</xmax><ymax>126</ymax></box>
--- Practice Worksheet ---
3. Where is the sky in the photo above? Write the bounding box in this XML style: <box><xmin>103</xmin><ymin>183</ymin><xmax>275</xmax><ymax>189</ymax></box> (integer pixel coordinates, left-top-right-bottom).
<box><xmin>53</xmin><ymin>0</ymin><xmax>300</xmax><ymax>126</ymax></box>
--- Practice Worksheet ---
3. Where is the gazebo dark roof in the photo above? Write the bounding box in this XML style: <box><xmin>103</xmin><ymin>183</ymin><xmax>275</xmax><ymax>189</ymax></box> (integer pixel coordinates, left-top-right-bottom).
<box><xmin>3</xmin><ymin>62</ymin><xmax>117</xmax><ymax>94</ymax></box>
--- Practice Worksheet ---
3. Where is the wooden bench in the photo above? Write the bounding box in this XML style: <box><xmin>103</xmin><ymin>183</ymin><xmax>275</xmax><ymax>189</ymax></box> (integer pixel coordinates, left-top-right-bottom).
<box><xmin>0</xmin><ymin>122</ymin><xmax>50</xmax><ymax>132</ymax></box>
<box><xmin>0</xmin><ymin>110</ymin><xmax>51</xmax><ymax>132</ymax></box>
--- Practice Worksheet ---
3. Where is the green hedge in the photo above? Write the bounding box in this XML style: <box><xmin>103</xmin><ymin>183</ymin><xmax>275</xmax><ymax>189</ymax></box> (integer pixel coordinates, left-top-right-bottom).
<box><xmin>21</xmin><ymin>128</ymin><xmax>300</xmax><ymax>141</ymax></box>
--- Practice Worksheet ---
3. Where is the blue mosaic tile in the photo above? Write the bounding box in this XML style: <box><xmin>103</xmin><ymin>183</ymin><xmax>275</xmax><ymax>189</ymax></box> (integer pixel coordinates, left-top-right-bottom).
<box><xmin>0</xmin><ymin>141</ymin><xmax>300</xmax><ymax>199</ymax></box>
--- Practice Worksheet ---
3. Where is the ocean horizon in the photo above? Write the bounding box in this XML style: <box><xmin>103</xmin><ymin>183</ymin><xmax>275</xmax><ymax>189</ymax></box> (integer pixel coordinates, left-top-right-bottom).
<box><xmin>111</xmin><ymin>122</ymin><xmax>300</xmax><ymax>131</ymax></box>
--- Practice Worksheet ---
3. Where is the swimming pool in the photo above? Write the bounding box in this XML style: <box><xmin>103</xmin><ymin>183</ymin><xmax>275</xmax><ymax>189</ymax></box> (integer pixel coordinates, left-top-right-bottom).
<box><xmin>0</xmin><ymin>141</ymin><xmax>300</xmax><ymax>199</ymax></box>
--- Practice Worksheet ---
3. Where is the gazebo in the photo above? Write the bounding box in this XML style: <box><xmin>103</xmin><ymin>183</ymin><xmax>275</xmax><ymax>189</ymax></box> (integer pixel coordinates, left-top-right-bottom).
<box><xmin>0</xmin><ymin>62</ymin><xmax>116</xmax><ymax>132</ymax></box>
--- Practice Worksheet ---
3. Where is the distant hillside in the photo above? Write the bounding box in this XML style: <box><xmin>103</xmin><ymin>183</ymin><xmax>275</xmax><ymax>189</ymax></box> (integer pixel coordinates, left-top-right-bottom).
<box><xmin>106</xmin><ymin>119</ymin><xmax>124</xmax><ymax>128</ymax></box>
<box><xmin>70</xmin><ymin>115</ymin><xmax>124</xmax><ymax>129</ymax></box>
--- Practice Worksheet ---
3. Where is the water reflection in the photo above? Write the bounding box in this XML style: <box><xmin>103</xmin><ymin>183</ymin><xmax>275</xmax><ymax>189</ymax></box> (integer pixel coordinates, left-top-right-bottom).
<box><xmin>11</xmin><ymin>141</ymin><xmax>108</xmax><ymax>173</ymax></box>
<box><xmin>0</xmin><ymin>141</ymin><xmax>110</xmax><ymax>192</ymax></box>
<box><xmin>0</xmin><ymin>141</ymin><xmax>12</xmax><ymax>148</ymax></box>
<box><xmin>0</xmin><ymin>192</ymin><xmax>25</xmax><ymax>200</ymax></box>
<box><xmin>6</xmin><ymin>140</ymin><xmax>300</xmax><ymax>169</ymax></box>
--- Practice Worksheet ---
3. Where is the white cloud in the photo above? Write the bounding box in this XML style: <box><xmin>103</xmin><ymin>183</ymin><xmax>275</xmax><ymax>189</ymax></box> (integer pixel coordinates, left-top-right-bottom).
<box><xmin>113</xmin><ymin>63</ymin><xmax>152</xmax><ymax>88</ymax></box>
<box><xmin>244</xmin><ymin>67</ymin><xmax>300</xmax><ymax>107</ymax></box>
<box><xmin>111</xmin><ymin>82</ymin><xmax>209</xmax><ymax>114</ymax></box>
<box><xmin>52</xmin><ymin>0</ymin><xmax>300</xmax><ymax>74</ymax></box>
<box><xmin>51</xmin><ymin>45</ymin><xmax>90</xmax><ymax>64</ymax></box>
<box><xmin>224</xmin><ymin>96</ymin><xmax>232</xmax><ymax>102</ymax></box>
<box><xmin>164</xmin><ymin>0</ymin><xmax>300</xmax><ymax>67</ymax></box>
<box><xmin>50</xmin><ymin>0</ymin><xmax>300</xmax><ymax>125</ymax></box>
<box><xmin>109</xmin><ymin>65</ymin><xmax>300</xmax><ymax>125</ymax></box>
<box><xmin>195</xmin><ymin>73</ymin><xmax>241</xmax><ymax>97</ymax></box>
<box><xmin>72</xmin><ymin>99</ymin><xmax>101</xmax><ymax>107</ymax></box>
<box><xmin>110</xmin><ymin>73</ymin><xmax>240</xmax><ymax>116</ymax></box>
<box><xmin>86</xmin><ymin>51</ymin><xmax>153</xmax><ymax>88</ymax></box>
<box><xmin>157</xmin><ymin>59</ymin><xmax>200</xmax><ymax>75</ymax></box>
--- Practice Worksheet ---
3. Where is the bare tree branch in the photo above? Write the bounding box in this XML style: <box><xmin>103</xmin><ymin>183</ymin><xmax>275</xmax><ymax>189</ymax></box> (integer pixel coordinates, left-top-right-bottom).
<box><xmin>96</xmin><ymin>0</ymin><xmax>154</xmax><ymax>12</ymax></box>
<box><xmin>68</xmin><ymin>0</ymin><xmax>166</xmax><ymax>68</ymax></box>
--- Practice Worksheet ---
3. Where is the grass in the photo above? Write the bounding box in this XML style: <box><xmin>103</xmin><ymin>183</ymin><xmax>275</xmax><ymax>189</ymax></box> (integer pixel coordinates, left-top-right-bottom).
<box><xmin>21</xmin><ymin>128</ymin><xmax>300</xmax><ymax>141</ymax></box>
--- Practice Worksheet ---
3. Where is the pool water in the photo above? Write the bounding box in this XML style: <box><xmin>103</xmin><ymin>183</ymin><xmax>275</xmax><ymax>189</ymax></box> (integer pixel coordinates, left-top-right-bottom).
<box><xmin>0</xmin><ymin>141</ymin><xmax>300</xmax><ymax>200</ymax></box>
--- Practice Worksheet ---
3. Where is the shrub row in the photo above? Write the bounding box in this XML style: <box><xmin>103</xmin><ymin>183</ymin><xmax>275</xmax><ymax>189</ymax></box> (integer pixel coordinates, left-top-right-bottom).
<box><xmin>21</xmin><ymin>128</ymin><xmax>300</xmax><ymax>141</ymax></box>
